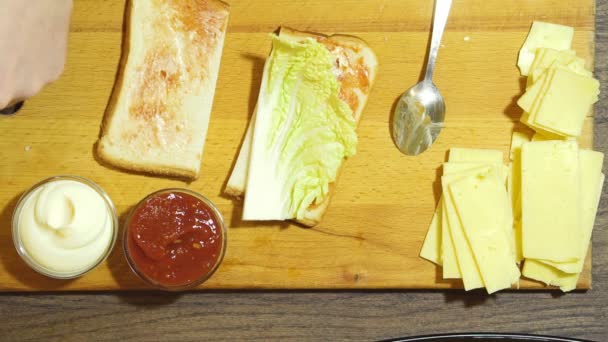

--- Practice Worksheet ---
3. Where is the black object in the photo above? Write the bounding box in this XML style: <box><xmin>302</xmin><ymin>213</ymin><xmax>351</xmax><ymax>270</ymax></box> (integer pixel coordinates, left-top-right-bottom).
<box><xmin>381</xmin><ymin>333</ymin><xmax>594</xmax><ymax>342</ymax></box>
<box><xmin>0</xmin><ymin>101</ymin><xmax>24</xmax><ymax>115</ymax></box>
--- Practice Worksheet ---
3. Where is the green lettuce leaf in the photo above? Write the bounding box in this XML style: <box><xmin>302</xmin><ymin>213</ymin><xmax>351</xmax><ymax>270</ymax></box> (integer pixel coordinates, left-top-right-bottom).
<box><xmin>243</xmin><ymin>35</ymin><xmax>357</xmax><ymax>220</ymax></box>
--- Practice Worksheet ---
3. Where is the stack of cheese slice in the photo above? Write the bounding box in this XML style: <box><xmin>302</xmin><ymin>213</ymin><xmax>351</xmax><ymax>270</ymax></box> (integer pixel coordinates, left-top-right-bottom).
<box><xmin>508</xmin><ymin>134</ymin><xmax>604</xmax><ymax>292</ymax></box>
<box><xmin>420</xmin><ymin>148</ymin><xmax>521</xmax><ymax>294</ymax></box>
<box><xmin>422</xmin><ymin>141</ymin><xmax>604</xmax><ymax>293</ymax></box>
<box><xmin>517</xmin><ymin>21</ymin><xmax>599</xmax><ymax>138</ymax></box>
<box><xmin>419</xmin><ymin>21</ymin><xmax>604</xmax><ymax>293</ymax></box>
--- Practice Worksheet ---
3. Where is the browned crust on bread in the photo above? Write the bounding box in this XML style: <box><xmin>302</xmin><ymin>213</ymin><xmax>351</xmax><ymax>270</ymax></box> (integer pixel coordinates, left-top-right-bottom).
<box><xmin>224</xmin><ymin>185</ymin><xmax>244</xmax><ymax>198</ymax></box>
<box><xmin>98</xmin><ymin>0</ymin><xmax>132</xmax><ymax>144</ymax></box>
<box><xmin>97</xmin><ymin>146</ymin><xmax>198</xmax><ymax>179</ymax></box>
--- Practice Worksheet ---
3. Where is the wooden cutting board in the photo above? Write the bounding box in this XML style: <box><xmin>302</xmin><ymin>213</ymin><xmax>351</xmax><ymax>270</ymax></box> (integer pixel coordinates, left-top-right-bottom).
<box><xmin>0</xmin><ymin>0</ymin><xmax>596</xmax><ymax>291</ymax></box>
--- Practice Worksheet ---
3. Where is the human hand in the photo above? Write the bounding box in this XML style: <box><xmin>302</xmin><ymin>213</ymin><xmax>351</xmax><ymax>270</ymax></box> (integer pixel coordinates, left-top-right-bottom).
<box><xmin>0</xmin><ymin>0</ymin><xmax>73</xmax><ymax>109</ymax></box>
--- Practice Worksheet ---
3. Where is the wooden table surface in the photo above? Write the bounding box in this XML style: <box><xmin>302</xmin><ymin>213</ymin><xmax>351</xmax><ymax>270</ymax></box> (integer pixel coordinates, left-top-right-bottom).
<box><xmin>1</xmin><ymin>1</ymin><xmax>607</xmax><ymax>341</ymax></box>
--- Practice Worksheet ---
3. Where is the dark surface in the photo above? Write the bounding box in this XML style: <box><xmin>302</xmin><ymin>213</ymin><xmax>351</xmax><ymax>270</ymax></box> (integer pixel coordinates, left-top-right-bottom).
<box><xmin>1</xmin><ymin>2</ymin><xmax>607</xmax><ymax>342</ymax></box>
<box><xmin>382</xmin><ymin>333</ymin><xmax>592</xmax><ymax>342</ymax></box>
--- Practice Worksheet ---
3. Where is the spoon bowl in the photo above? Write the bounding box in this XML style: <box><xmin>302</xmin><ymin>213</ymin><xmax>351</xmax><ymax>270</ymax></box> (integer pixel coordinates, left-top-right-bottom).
<box><xmin>392</xmin><ymin>81</ymin><xmax>445</xmax><ymax>155</ymax></box>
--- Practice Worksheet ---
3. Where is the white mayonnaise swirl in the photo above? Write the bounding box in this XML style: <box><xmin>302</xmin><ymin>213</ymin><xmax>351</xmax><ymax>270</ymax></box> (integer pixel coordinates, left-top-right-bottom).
<box><xmin>18</xmin><ymin>179</ymin><xmax>114</xmax><ymax>275</ymax></box>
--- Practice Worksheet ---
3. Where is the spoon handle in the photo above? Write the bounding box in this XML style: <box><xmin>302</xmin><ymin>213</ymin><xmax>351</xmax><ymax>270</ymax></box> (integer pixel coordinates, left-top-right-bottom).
<box><xmin>424</xmin><ymin>0</ymin><xmax>452</xmax><ymax>82</ymax></box>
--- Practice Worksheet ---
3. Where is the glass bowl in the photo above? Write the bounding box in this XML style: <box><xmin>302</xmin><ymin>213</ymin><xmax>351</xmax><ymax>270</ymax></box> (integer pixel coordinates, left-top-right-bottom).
<box><xmin>122</xmin><ymin>188</ymin><xmax>227</xmax><ymax>291</ymax></box>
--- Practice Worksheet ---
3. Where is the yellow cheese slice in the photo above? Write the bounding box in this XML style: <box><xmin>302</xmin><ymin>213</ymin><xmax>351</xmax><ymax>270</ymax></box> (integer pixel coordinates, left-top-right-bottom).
<box><xmin>444</xmin><ymin>160</ymin><xmax>514</xmax><ymax>261</ymax></box>
<box><xmin>518</xmin><ymin>71</ymin><xmax>549</xmax><ymax>113</ymax></box>
<box><xmin>502</xmin><ymin>163</ymin><xmax>515</xmax><ymax>256</ymax></box>
<box><xmin>566</xmin><ymin>58</ymin><xmax>592</xmax><ymax>77</ymax></box>
<box><xmin>522</xmin><ymin>259</ymin><xmax>578</xmax><ymax>292</ymax></box>
<box><xmin>526</xmin><ymin>48</ymin><xmax>549</xmax><ymax>85</ymax></box>
<box><xmin>508</xmin><ymin>131</ymin><xmax>528</xmax><ymax>248</ymax></box>
<box><xmin>448</xmin><ymin>148</ymin><xmax>503</xmax><ymax>164</ymax></box>
<box><xmin>420</xmin><ymin>199</ymin><xmax>443</xmax><ymax>266</ymax></box>
<box><xmin>441</xmin><ymin>196</ymin><xmax>461</xmax><ymax>279</ymax></box>
<box><xmin>521</xmin><ymin>141</ymin><xmax>581</xmax><ymax>262</ymax></box>
<box><xmin>541</xmin><ymin>150</ymin><xmax>604</xmax><ymax>273</ymax></box>
<box><xmin>523</xmin><ymin>171</ymin><xmax>604</xmax><ymax>292</ymax></box>
<box><xmin>520</xmin><ymin>66</ymin><xmax>573</xmax><ymax>138</ymax></box>
<box><xmin>532</xmin><ymin>67</ymin><xmax>600</xmax><ymax>137</ymax></box>
<box><xmin>449</xmin><ymin>169</ymin><xmax>520</xmax><ymax>294</ymax></box>
<box><xmin>444</xmin><ymin>162</ymin><xmax>506</xmax><ymax>184</ymax></box>
<box><xmin>508</xmin><ymin>154</ymin><xmax>524</xmax><ymax>264</ymax></box>
<box><xmin>442</xmin><ymin>168</ymin><xmax>489</xmax><ymax>290</ymax></box>
<box><xmin>448</xmin><ymin>149</ymin><xmax>507</xmax><ymax>185</ymax></box>
<box><xmin>521</xmin><ymin>113</ymin><xmax>564</xmax><ymax>138</ymax></box>
<box><xmin>517</xmin><ymin>21</ymin><xmax>574</xmax><ymax>76</ymax></box>
<box><xmin>530</xmin><ymin>48</ymin><xmax>576</xmax><ymax>74</ymax></box>
<box><xmin>530</xmin><ymin>57</ymin><xmax>592</xmax><ymax>91</ymax></box>
<box><xmin>527</xmin><ymin>48</ymin><xmax>577</xmax><ymax>85</ymax></box>
<box><xmin>507</xmin><ymin>161</ymin><xmax>524</xmax><ymax>263</ymax></box>
<box><xmin>509</xmin><ymin>131</ymin><xmax>531</xmax><ymax>161</ymax></box>
<box><xmin>507</xmin><ymin>162</ymin><xmax>514</xmax><ymax>210</ymax></box>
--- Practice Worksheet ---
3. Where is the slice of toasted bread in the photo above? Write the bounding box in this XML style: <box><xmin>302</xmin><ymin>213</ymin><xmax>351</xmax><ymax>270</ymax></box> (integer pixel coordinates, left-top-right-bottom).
<box><xmin>97</xmin><ymin>0</ymin><xmax>229</xmax><ymax>179</ymax></box>
<box><xmin>225</xmin><ymin>27</ymin><xmax>378</xmax><ymax>226</ymax></box>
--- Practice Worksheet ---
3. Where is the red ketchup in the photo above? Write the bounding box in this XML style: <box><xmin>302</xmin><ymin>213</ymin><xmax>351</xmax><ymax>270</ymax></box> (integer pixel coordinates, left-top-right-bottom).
<box><xmin>125</xmin><ymin>190</ymin><xmax>225</xmax><ymax>289</ymax></box>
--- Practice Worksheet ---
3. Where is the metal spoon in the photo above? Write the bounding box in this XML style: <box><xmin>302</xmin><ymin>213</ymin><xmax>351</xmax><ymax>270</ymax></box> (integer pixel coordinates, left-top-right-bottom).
<box><xmin>392</xmin><ymin>0</ymin><xmax>452</xmax><ymax>156</ymax></box>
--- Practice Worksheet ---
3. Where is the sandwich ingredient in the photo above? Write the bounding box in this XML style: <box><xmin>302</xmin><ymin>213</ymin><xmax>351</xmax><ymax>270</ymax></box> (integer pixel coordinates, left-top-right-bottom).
<box><xmin>242</xmin><ymin>35</ymin><xmax>357</xmax><ymax>221</ymax></box>
<box><xmin>420</xmin><ymin>148</ymin><xmax>520</xmax><ymax>294</ymax></box>
<box><xmin>517</xmin><ymin>21</ymin><xmax>573</xmax><ymax>76</ymax></box>
<box><xmin>126</xmin><ymin>191</ymin><xmax>224</xmax><ymax>288</ymax></box>
<box><xmin>97</xmin><ymin>0</ymin><xmax>230</xmax><ymax>179</ymax></box>
<box><xmin>421</xmin><ymin>21</ymin><xmax>604</xmax><ymax>293</ymax></box>
<box><xmin>517</xmin><ymin>25</ymin><xmax>599</xmax><ymax>138</ymax></box>
<box><xmin>17</xmin><ymin>179</ymin><xmax>114</xmax><ymax>275</ymax></box>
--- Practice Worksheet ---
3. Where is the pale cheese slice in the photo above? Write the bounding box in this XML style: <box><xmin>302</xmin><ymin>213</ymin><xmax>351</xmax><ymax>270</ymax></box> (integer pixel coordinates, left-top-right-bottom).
<box><xmin>541</xmin><ymin>150</ymin><xmax>604</xmax><ymax>273</ymax></box>
<box><xmin>530</xmin><ymin>56</ymin><xmax>592</xmax><ymax>89</ymax></box>
<box><xmin>449</xmin><ymin>148</ymin><xmax>503</xmax><ymax>164</ymax></box>
<box><xmin>441</xmin><ymin>196</ymin><xmax>461</xmax><ymax>279</ymax></box>
<box><xmin>526</xmin><ymin>47</ymin><xmax>549</xmax><ymax>84</ymax></box>
<box><xmin>521</xmin><ymin>67</ymin><xmax>572</xmax><ymax>139</ymax></box>
<box><xmin>566</xmin><ymin>58</ymin><xmax>592</xmax><ymax>77</ymax></box>
<box><xmin>449</xmin><ymin>169</ymin><xmax>520</xmax><ymax>294</ymax></box>
<box><xmin>508</xmin><ymin>131</ymin><xmax>529</xmax><ymax>246</ymax></box>
<box><xmin>522</xmin><ymin>259</ymin><xmax>579</xmax><ymax>292</ymax></box>
<box><xmin>532</xmin><ymin>67</ymin><xmax>599</xmax><ymax>137</ymax></box>
<box><xmin>523</xmin><ymin>172</ymin><xmax>604</xmax><ymax>292</ymax></box>
<box><xmin>527</xmin><ymin>48</ymin><xmax>577</xmax><ymax>86</ymax></box>
<box><xmin>502</xmin><ymin>164</ymin><xmax>516</xmax><ymax>260</ymax></box>
<box><xmin>442</xmin><ymin>166</ymin><xmax>493</xmax><ymax>290</ymax></box>
<box><xmin>448</xmin><ymin>148</ymin><xmax>507</xmax><ymax>184</ymax></box>
<box><xmin>507</xmin><ymin>161</ymin><xmax>524</xmax><ymax>263</ymax></box>
<box><xmin>444</xmin><ymin>158</ymin><xmax>515</xmax><ymax>261</ymax></box>
<box><xmin>531</xmin><ymin>48</ymin><xmax>576</xmax><ymax>70</ymax></box>
<box><xmin>518</xmin><ymin>70</ymin><xmax>550</xmax><ymax>113</ymax></box>
<box><xmin>521</xmin><ymin>141</ymin><xmax>581</xmax><ymax>262</ymax></box>
<box><xmin>420</xmin><ymin>200</ymin><xmax>443</xmax><ymax>266</ymax></box>
<box><xmin>509</xmin><ymin>131</ymin><xmax>531</xmax><ymax>161</ymax></box>
<box><xmin>517</xmin><ymin>21</ymin><xmax>574</xmax><ymax>76</ymax></box>
<box><xmin>507</xmin><ymin>162</ymin><xmax>514</xmax><ymax>212</ymax></box>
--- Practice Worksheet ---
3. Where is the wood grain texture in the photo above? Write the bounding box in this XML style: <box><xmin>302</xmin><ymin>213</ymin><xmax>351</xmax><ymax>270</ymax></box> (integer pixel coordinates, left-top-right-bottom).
<box><xmin>0</xmin><ymin>0</ymin><xmax>598</xmax><ymax>291</ymax></box>
<box><xmin>0</xmin><ymin>0</ymin><xmax>606</xmax><ymax>341</ymax></box>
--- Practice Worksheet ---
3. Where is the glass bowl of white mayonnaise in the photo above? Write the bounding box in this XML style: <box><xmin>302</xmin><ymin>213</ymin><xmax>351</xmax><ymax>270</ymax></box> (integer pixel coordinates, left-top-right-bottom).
<box><xmin>11</xmin><ymin>175</ymin><xmax>118</xmax><ymax>279</ymax></box>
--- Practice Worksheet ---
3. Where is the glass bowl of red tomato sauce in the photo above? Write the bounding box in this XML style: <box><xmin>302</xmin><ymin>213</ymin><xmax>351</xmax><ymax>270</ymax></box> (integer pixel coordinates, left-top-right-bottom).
<box><xmin>123</xmin><ymin>189</ymin><xmax>226</xmax><ymax>291</ymax></box>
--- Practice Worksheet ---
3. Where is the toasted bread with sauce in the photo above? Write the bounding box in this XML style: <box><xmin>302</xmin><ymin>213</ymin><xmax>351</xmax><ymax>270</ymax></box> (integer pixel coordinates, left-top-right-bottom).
<box><xmin>97</xmin><ymin>0</ymin><xmax>229</xmax><ymax>179</ymax></box>
<box><xmin>225</xmin><ymin>27</ymin><xmax>378</xmax><ymax>226</ymax></box>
